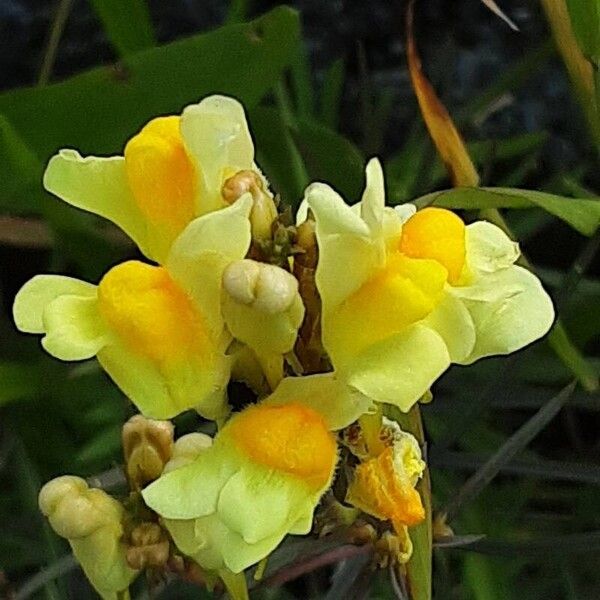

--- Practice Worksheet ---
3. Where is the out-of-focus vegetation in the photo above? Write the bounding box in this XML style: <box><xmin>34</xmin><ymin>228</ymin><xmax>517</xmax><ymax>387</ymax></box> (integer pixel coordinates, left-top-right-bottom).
<box><xmin>1</xmin><ymin>0</ymin><xmax>599</xmax><ymax>598</ymax></box>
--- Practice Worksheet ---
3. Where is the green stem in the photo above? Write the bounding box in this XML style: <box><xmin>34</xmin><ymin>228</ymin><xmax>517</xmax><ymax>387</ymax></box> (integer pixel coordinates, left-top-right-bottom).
<box><xmin>394</xmin><ymin>405</ymin><xmax>432</xmax><ymax>600</ymax></box>
<box><xmin>358</xmin><ymin>403</ymin><xmax>385</xmax><ymax>457</ymax></box>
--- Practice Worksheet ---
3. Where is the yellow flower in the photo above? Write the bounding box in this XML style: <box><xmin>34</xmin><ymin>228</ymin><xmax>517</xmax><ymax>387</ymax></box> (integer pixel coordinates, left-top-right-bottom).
<box><xmin>13</xmin><ymin>198</ymin><xmax>253</xmax><ymax>420</ymax></box>
<box><xmin>143</xmin><ymin>402</ymin><xmax>337</xmax><ymax>573</ymax></box>
<box><xmin>43</xmin><ymin>95</ymin><xmax>270</xmax><ymax>263</ymax></box>
<box><xmin>39</xmin><ymin>476</ymin><xmax>138</xmax><ymax>600</ymax></box>
<box><xmin>305</xmin><ymin>158</ymin><xmax>555</xmax><ymax>411</ymax></box>
<box><xmin>142</xmin><ymin>374</ymin><xmax>369</xmax><ymax>574</ymax></box>
<box><xmin>346</xmin><ymin>418</ymin><xmax>426</xmax><ymax>537</ymax></box>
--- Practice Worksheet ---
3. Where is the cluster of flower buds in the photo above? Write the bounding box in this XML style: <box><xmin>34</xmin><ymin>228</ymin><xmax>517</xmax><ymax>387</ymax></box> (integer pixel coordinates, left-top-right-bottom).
<box><xmin>14</xmin><ymin>95</ymin><xmax>555</xmax><ymax>598</ymax></box>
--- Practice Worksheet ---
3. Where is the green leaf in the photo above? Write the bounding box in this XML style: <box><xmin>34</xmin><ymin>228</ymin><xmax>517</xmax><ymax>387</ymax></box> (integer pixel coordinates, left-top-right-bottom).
<box><xmin>291</xmin><ymin>117</ymin><xmax>365</xmax><ymax>202</ymax></box>
<box><xmin>0</xmin><ymin>363</ymin><xmax>41</xmax><ymax>407</ymax></box>
<box><xmin>547</xmin><ymin>322</ymin><xmax>599</xmax><ymax>392</ymax></box>
<box><xmin>442</xmin><ymin>382</ymin><xmax>576</xmax><ymax>522</ymax></box>
<box><xmin>565</xmin><ymin>0</ymin><xmax>600</xmax><ymax>66</ymax></box>
<box><xmin>414</xmin><ymin>187</ymin><xmax>600</xmax><ymax>236</ymax></box>
<box><xmin>89</xmin><ymin>0</ymin><xmax>156</xmax><ymax>58</ymax></box>
<box><xmin>0</xmin><ymin>7</ymin><xmax>300</xmax><ymax>162</ymax></box>
<box><xmin>319</xmin><ymin>58</ymin><xmax>345</xmax><ymax>130</ymax></box>
<box><xmin>0</xmin><ymin>115</ymin><xmax>45</xmax><ymax>214</ymax></box>
<box><xmin>250</xmin><ymin>106</ymin><xmax>309</xmax><ymax>208</ymax></box>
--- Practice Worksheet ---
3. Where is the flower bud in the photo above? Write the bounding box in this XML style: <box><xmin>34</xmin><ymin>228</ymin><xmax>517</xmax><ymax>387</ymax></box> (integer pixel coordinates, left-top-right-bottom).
<box><xmin>122</xmin><ymin>415</ymin><xmax>174</xmax><ymax>489</ymax></box>
<box><xmin>39</xmin><ymin>476</ymin><xmax>138</xmax><ymax>597</ymax></box>
<box><xmin>162</xmin><ymin>432</ymin><xmax>213</xmax><ymax>474</ymax></box>
<box><xmin>221</xmin><ymin>170</ymin><xmax>277</xmax><ymax>241</ymax></box>
<box><xmin>126</xmin><ymin>522</ymin><xmax>170</xmax><ymax>570</ymax></box>
<box><xmin>223</xmin><ymin>259</ymin><xmax>298</xmax><ymax>314</ymax></box>
<box><xmin>374</xmin><ymin>529</ymin><xmax>413</xmax><ymax>567</ymax></box>
<box><xmin>39</xmin><ymin>476</ymin><xmax>119</xmax><ymax>539</ymax></box>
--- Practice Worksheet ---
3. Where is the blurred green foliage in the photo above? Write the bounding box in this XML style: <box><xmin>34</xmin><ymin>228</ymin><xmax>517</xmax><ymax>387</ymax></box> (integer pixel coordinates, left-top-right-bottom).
<box><xmin>1</xmin><ymin>1</ymin><xmax>600</xmax><ymax>599</ymax></box>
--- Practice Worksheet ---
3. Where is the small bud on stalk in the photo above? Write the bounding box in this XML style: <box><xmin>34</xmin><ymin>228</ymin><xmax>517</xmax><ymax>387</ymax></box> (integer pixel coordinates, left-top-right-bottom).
<box><xmin>222</xmin><ymin>170</ymin><xmax>278</xmax><ymax>241</ymax></box>
<box><xmin>122</xmin><ymin>415</ymin><xmax>174</xmax><ymax>490</ymax></box>
<box><xmin>126</xmin><ymin>522</ymin><xmax>170</xmax><ymax>570</ymax></box>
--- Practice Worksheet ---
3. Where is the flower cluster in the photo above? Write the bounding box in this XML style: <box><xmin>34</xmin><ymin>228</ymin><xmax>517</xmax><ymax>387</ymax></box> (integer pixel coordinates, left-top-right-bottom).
<box><xmin>16</xmin><ymin>95</ymin><xmax>554</xmax><ymax>599</ymax></box>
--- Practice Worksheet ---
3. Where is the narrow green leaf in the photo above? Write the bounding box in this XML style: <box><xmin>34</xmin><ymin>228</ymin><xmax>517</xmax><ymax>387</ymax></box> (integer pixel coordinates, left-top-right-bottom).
<box><xmin>290</xmin><ymin>46</ymin><xmax>314</xmax><ymax>118</ymax></box>
<box><xmin>89</xmin><ymin>0</ymin><xmax>156</xmax><ymax>58</ymax></box>
<box><xmin>430</xmin><ymin>449</ymin><xmax>600</xmax><ymax>487</ymax></box>
<box><xmin>458</xmin><ymin>530</ymin><xmax>600</xmax><ymax>558</ymax></box>
<box><xmin>547</xmin><ymin>322</ymin><xmax>599</xmax><ymax>392</ymax></box>
<box><xmin>443</xmin><ymin>382</ymin><xmax>576</xmax><ymax>523</ymax></box>
<box><xmin>319</xmin><ymin>58</ymin><xmax>345</xmax><ymax>130</ymax></box>
<box><xmin>565</xmin><ymin>0</ymin><xmax>600</xmax><ymax>66</ymax></box>
<box><xmin>414</xmin><ymin>187</ymin><xmax>600</xmax><ymax>236</ymax></box>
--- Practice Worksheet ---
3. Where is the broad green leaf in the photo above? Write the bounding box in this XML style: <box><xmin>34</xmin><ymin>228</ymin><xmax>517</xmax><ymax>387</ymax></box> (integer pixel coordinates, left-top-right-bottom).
<box><xmin>0</xmin><ymin>115</ymin><xmax>45</xmax><ymax>214</ymax></box>
<box><xmin>0</xmin><ymin>7</ymin><xmax>299</xmax><ymax>162</ymax></box>
<box><xmin>251</xmin><ymin>109</ymin><xmax>364</xmax><ymax>207</ymax></box>
<box><xmin>414</xmin><ymin>187</ymin><xmax>600</xmax><ymax>236</ymax></box>
<box><xmin>291</xmin><ymin>117</ymin><xmax>365</xmax><ymax>202</ymax></box>
<box><xmin>250</xmin><ymin>106</ymin><xmax>309</xmax><ymax>207</ymax></box>
<box><xmin>89</xmin><ymin>0</ymin><xmax>156</xmax><ymax>58</ymax></box>
<box><xmin>565</xmin><ymin>0</ymin><xmax>600</xmax><ymax>65</ymax></box>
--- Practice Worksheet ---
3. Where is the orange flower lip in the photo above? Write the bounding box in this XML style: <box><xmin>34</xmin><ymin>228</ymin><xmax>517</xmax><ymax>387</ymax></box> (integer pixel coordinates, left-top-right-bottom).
<box><xmin>347</xmin><ymin>446</ymin><xmax>425</xmax><ymax>530</ymax></box>
<box><xmin>97</xmin><ymin>260</ymin><xmax>212</xmax><ymax>366</ymax></box>
<box><xmin>225</xmin><ymin>403</ymin><xmax>337</xmax><ymax>488</ymax></box>
<box><xmin>399</xmin><ymin>206</ymin><xmax>466</xmax><ymax>285</ymax></box>
<box><xmin>124</xmin><ymin>115</ymin><xmax>197</xmax><ymax>235</ymax></box>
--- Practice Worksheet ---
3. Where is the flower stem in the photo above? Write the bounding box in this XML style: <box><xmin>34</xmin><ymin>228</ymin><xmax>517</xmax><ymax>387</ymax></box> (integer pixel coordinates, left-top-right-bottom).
<box><xmin>359</xmin><ymin>403</ymin><xmax>385</xmax><ymax>457</ymax></box>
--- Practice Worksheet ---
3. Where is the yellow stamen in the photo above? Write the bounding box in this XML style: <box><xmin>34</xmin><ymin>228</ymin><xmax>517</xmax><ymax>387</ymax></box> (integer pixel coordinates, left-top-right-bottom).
<box><xmin>346</xmin><ymin>446</ymin><xmax>425</xmax><ymax>531</ymax></box>
<box><xmin>400</xmin><ymin>207</ymin><xmax>466</xmax><ymax>284</ymax></box>
<box><xmin>97</xmin><ymin>261</ymin><xmax>211</xmax><ymax>365</ymax></box>
<box><xmin>226</xmin><ymin>403</ymin><xmax>337</xmax><ymax>488</ymax></box>
<box><xmin>124</xmin><ymin>116</ymin><xmax>196</xmax><ymax>234</ymax></box>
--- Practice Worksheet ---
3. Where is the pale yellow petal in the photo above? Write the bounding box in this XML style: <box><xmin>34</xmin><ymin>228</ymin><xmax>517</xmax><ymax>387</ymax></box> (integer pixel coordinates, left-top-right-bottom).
<box><xmin>42</xmin><ymin>151</ymin><xmax>157</xmax><ymax>259</ymax></box>
<box><xmin>181</xmin><ymin>95</ymin><xmax>255</xmax><ymax>215</ymax></box>
<box><xmin>217</xmin><ymin>468</ymin><xmax>299</xmax><ymax>544</ymax></box>
<box><xmin>167</xmin><ymin>195</ymin><xmax>252</xmax><ymax>340</ymax></box>
<box><xmin>143</xmin><ymin>446</ymin><xmax>237</xmax><ymax>520</ymax></box>
<box><xmin>97</xmin><ymin>338</ymin><xmax>229</xmax><ymax>420</ymax></box>
<box><xmin>264</xmin><ymin>373</ymin><xmax>375</xmax><ymax>431</ymax></box>
<box><xmin>305</xmin><ymin>182</ymin><xmax>370</xmax><ymax>237</ymax></box>
<box><xmin>360</xmin><ymin>158</ymin><xmax>385</xmax><ymax>233</ymax></box>
<box><xmin>455</xmin><ymin>265</ymin><xmax>555</xmax><ymax>363</ymax></box>
<box><xmin>13</xmin><ymin>274</ymin><xmax>96</xmax><ymax>333</ymax></box>
<box><xmin>42</xmin><ymin>295</ymin><xmax>109</xmax><ymax>360</ymax></box>
<box><xmin>344</xmin><ymin>324</ymin><xmax>451</xmax><ymax>411</ymax></box>
<box><xmin>421</xmin><ymin>293</ymin><xmax>476</xmax><ymax>362</ymax></box>
<box><xmin>465</xmin><ymin>221</ymin><xmax>520</xmax><ymax>275</ymax></box>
